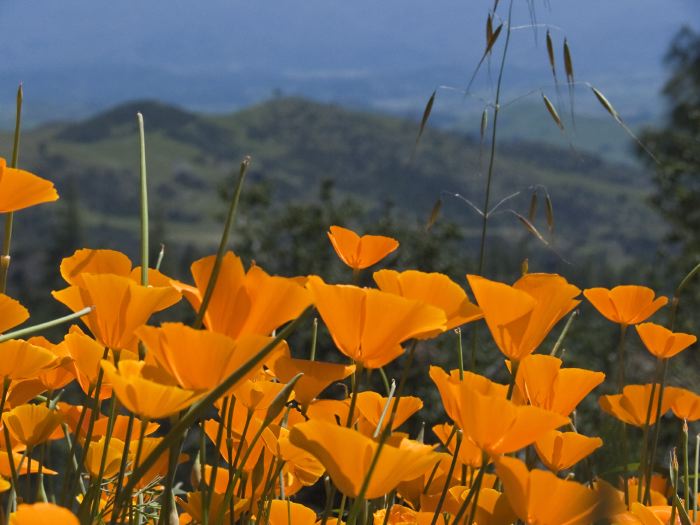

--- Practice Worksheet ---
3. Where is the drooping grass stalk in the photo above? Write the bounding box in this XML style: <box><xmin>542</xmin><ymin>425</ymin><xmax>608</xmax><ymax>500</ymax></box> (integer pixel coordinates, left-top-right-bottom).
<box><xmin>0</xmin><ymin>306</ymin><xmax>93</xmax><ymax>343</ymax></box>
<box><xmin>549</xmin><ymin>310</ymin><xmax>578</xmax><ymax>357</ymax></box>
<box><xmin>137</xmin><ymin>113</ymin><xmax>149</xmax><ymax>286</ymax></box>
<box><xmin>193</xmin><ymin>157</ymin><xmax>250</xmax><ymax>329</ymax></box>
<box><xmin>0</xmin><ymin>84</ymin><xmax>23</xmax><ymax>295</ymax></box>
<box><xmin>476</xmin><ymin>0</ymin><xmax>514</xmax><ymax>275</ymax></box>
<box><xmin>428</xmin><ymin>432</ymin><xmax>462</xmax><ymax>525</ymax></box>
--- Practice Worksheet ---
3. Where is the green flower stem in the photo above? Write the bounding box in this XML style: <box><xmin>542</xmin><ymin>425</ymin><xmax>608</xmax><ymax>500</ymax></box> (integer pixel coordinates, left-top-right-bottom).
<box><xmin>645</xmin><ymin>358</ymin><xmax>669</xmax><ymax>504</ymax></box>
<box><xmin>694</xmin><ymin>433</ymin><xmax>699</xmax><ymax>521</ymax></box>
<box><xmin>428</xmin><ymin>432</ymin><xmax>463</xmax><ymax>525</ymax></box>
<box><xmin>638</xmin><ymin>357</ymin><xmax>663</xmax><ymax>502</ymax></box>
<box><xmin>109</xmin><ymin>411</ymin><xmax>136</xmax><ymax>525</ymax></box>
<box><xmin>0</xmin><ymin>84</ymin><xmax>23</xmax><ymax>295</ymax></box>
<box><xmin>137</xmin><ymin>113</ymin><xmax>149</xmax><ymax>286</ymax></box>
<box><xmin>506</xmin><ymin>360</ymin><xmax>519</xmax><ymax>400</ymax></box>
<box><xmin>617</xmin><ymin>324</ymin><xmax>629</xmax><ymax>392</ymax></box>
<box><xmin>310</xmin><ymin>317</ymin><xmax>318</xmax><ymax>361</ymax></box>
<box><xmin>115</xmin><ymin>307</ymin><xmax>310</xmax><ymax>516</ymax></box>
<box><xmin>193</xmin><ymin>157</ymin><xmax>250</xmax><ymax>329</ymax></box>
<box><xmin>549</xmin><ymin>310</ymin><xmax>578</xmax><ymax>357</ymax></box>
<box><xmin>449</xmin><ymin>454</ymin><xmax>488</xmax><ymax>525</ymax></box>
<box><xmin>0</xmin><ymin>306</ymin><xmax>93</xmax><ymax>343</ymax></box>
<box><xmin>456</xmin><ymin>328</ymin><xmax>464</xmax><ymax>380</ymax></box>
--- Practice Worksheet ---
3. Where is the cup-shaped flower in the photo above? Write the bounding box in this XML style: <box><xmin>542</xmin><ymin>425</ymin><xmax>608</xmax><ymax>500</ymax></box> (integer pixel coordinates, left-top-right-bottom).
<box><xmin>443</xmin><ymin>486</ymin><xmax>517</xmax><ymax>525</ymax></box>
<box><xmin>0</xmin><ymin>340</ymin><xmax>57</xmax><ymax>382</ymax></box>
<box><xmin>60</xmin><ymin>325</ymin><xmax>115</xmax><ymax>399</ymax></box>
<box><xmin>636</xmin><ymin>322</ymin><xmax>696</xmax><ymax>360</ymax></box>
<box><xmin>137</xmin><ymin>322</ymin><xmax>284</xmax><ymax>391</ymax></box>
<box><xmin>372</xmin><ymin>505</ymin><xmax>435</xmax><ymax>525</ymax></box>
<box><xmin>289</xmin><ymin>419</ymin><xmax>438</xmax><ymax>499</ymax></box>
<box><xmin>267</xmin><ymin>353</ymin><xmax>355</xmax><ymax>407</ymax></box>
<box><xmin>495</xmin><ymin>456</ymin><xmax>600</xmax><ymax>525</ymax></box>
<box><xmin>15</xmin><ymin>337</ymin><xmax>74</xmax><ymax>394</ymax></box>
<box><xmin>583</xmin><ymin>285</ymin><xmax>667</xmax><ymax>326</ymax></box>
<box><xmin>534</xmin><ymin>430</ymin><xmax>603</xmax><ymax>472</ymax></box>
<box><xmin>53</xmin><ymin>273</ymin><xmax>180</xmax><ymax>350</ymax></box>
<box><xmin>515</xmin><ymin>354</ymin><xmax>605</xmax><ymax>417</ymax></box>
<box><xmin>267</xmin><ymin>500</ymin><xmax>316</xmax><ymax>525</ymax></box>
<box><xmin>100</xmin><ymin>360</ymin><xmax>201</xmax><ymax>419</ymax></box>
<box><xmin>455</xmin><ymin>385</ymin><xmax>569</xmax><ymax>456</ymax></box>
<box><xmin>327</xmin><ymin>225</ymin><xmax>398</xmax><ymax>270</ymax></box>
<box><xmin>430</xmin><ymin>366</ymin><xmax>507</xmax><ymax>431</ymax></box>
<box><xmin>433</xmin><ymin>423</ymin><xmax>485</xmax><ymax>468</ymax></box>
<box><xmin>9</xmin><ymin>503</ymin><xmax>78</xmax><ymax>525</ymax></box>
<box><xmin>0</xmin><ymin>294</ymin><xmax>28</xmax><ymax>334</ymax></box>
<box><xmin>84</xmin><ymin>436</ymin><xmax>124</xmax><ymax>479</ymax></box>
<box><xmin>171</xmin><ymin>251</ymin><xmax>310</xmax><ymax>339</ymax></box>
<box><xmin>665</xmin><ymin>386</ymin><xmax>700</xmax><ymax>421</ymax></box>
<box><xmin>307</xmin><ymin>276</ymin><xmax>446</xmax><ymax>368</ymax></box>
<box><xmin>373</xmin><ymin>269</ymin><xmax>482</xmax><ymax>332</ymax></box>
<box><xmin>599</xmin><ymin>384</ymin><xmax>674</xmax><ymax>427</ymax></box>
<box><xmin>467</xmin><ymin>273</ymin><xmax>580</xmax><ymax>361</ymax></box>
<box><xmin>355</xmin><ymin>391</ymin><xmax>423</xmax><ymax>435</ymax></box>
<box><xmin>2</xmin><ymin>404</ymin><xmax>63</xmax><ymax>448</ymax></box>
<box><xmin>0</xmin><ymin>159</ymin><xmax>58</xmax><ymax>213</ymax></box>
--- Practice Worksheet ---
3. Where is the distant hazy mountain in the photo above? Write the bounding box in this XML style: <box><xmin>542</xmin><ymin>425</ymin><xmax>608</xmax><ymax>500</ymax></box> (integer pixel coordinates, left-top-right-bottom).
<box><xmin>0</xmin><ymin>1</ymin><xmax>696</xmax><ymax>126</ymax></box>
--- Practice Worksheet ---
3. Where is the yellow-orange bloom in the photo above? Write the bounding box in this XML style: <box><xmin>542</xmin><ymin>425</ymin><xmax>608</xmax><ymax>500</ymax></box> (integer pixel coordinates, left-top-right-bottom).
<box><xmin>267</xmin><ymin>352</ymin><xmax>355</xmax><ymax>407</ymax></box>
<box><xmin>515</xmin><ymin>354</ymin><xmax>605</xmax><ymax>417</ymax></box>
<box><xmin>599</xmin><ymin>384</ymin><xmax>674</xmax><ymax>427</ymax></box>
<box><xmin>636</xmin><ymin>322</ymin><xmax>696</xmax><ymax>359</ymax></box>
<box><xmin>467</xmin><ymin>273</ymin><xmax>580</xmax><ymax>361</ymax></box>
<box><xmin>307</xmin><ymin>276</ymin><xmax>446</xmax><ymax>368</ymax></box>
<box><xmin>2</xmin><ymin>404</ymin><xmax>63</xmax><ymax>448</ymax></box>
<box><xmin>101</xmin><ymin>360</ymin><xmax>201</xmax><ymax>419</ymax></box>
<box><xmin>665</xmin><ymin>386</ymin><xmax>700</xmax><ymax>421</ymax></box>
<box><xmin>584</xmin><ymin>285</ymin><xmax>667</xmax><ymax>325</ymax></box>
<box><xmin>373</xmin><ymin>269</ymin><xmax>482</xmax><ymax>332</ymax></box>
<box><xmin>171</xmin><ymin>251</ymin><xmax>310</xmax><ymax>339</ymax></box>
<box><xmin>534</xmin><ymin>430</ymin><xmax>603</xmax><ymax>472</ymax></box>
<box><xmin>84</xmin><ymin>436</ymin><xmax>123</xmax><ymax>479</ymax></box>
<box><xmin>455</xmin><ymin>385</ymin><xmax>568</xmax><ymax>456</ymax></box>
<box><xmin>495</xmin><ymin>456</ymin><xmax>600</xmax><ymax>525</ymax></box>
<box><xmin>138</xmin><ymin>322</ymin><xmax>283</xmax><ymax>391</ymax></box>
<box><xmin>9</xmin><ymin>503</ymin><xmax>78</xmax><ymax>525</ymax></box>
<box><xmin>0</xmin><ymin>293</ymin><xmax>28</xmax><ymax>334</ymax></box>
<box><xmin>327</xmin><ymin>225</ymin><xmax>398</xmax><ymax>270</ymax></box>
<box><xmin>372</xmin><ymin>504</ymin><xmax>435</xmax><ymax>525</ymax></box>
<box><xmin>0</xmin><ymin>340</ymin><xmax>57</xmax><ymax>381</ymax></box>
<box><xmin>61</xmin><ymin>325</ymin><xmax>114</xmax><ymax>399</ymax></box>
<box><xmin>267</xmin><ymin>500</ymin><xmax>316</xmax><ymax>525</ymax></box>
<box><xmin>52</xmin><ymin>273</ymin><xmax>180</xmax><ymax>350</ymax></box>
<box><xmin>289</xmin><ymin>420</ymin><xmax>438</xmax><ymax>499</ymax></box>
<box><xmin>0</xmin><ymin>159</ymin><xmax>58</xmax><ymax>213</ymax></box>
<box><xmin>355</xmin><ymin>391</ymin><xmax>422</xmax><ymax>435</ymax></box>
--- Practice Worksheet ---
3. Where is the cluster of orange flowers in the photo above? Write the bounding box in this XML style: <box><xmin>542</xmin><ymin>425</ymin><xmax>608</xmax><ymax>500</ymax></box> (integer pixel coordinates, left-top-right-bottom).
<box><xmin>1</xmin><ymin>165</ymin><xmax>699</xmax><ymax>525</ymax></box>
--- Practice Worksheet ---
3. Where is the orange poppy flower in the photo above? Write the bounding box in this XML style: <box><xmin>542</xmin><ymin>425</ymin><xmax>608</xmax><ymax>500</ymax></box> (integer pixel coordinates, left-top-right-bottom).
<box><xmin>0</xmin><ymin>159</ymin><xmax>59</xmax><ymax>214</ymax></box>
<box><xmin>100</xmin><ymin>359</ymin><xmax>202</xmax><ymax>419</ymax></box>
<box><xmin>0</xmin><ymin>340</ymin><xmax>57</xmax><ymax>381</ymax></box>
<box><xmin>430</xmin><ymin>366</ymin><xmax>507</xmax><ymax>433</ymax></box>
<box><xmin>583</xmin><ymin>285</ymin><xmax>667</xmax><ymax>326</ymax></box>
<box><xmin>467</xmin><ymin>273</ymin><xmax>580</xmax><ymax>361</ymax></box>
<box><xmin>665</xmin><ymin>386</ymin><xmax>700</xmax><ymax>421</ymax></box>
<box><xmin>267</xmin><ymin>500</ymin><xmax>316</xmax><ymax>525</ymax></box>
<box><xmin>137</xmin><ymin>322</ymin><xmax>284</xmax><ymax>391</ymax></box>
<box><xmin>60</xmin><ymin>325</ymin><xmax>115</xmax><ymax>399</ymax></box>
<box><xmin>0</xmin><ymin>451</ymin><xmax>57</xmax><ymax>478</ymax></box>
<box><xmin>534</xmin><ymin>430</ymin><xmax>603</xmax><ymax>472</ymax></box>
<box><xmin>289</xmin><ymin>419</ymin><xmax>438</xmax><ymax>499</ymax></box>
<box><xmin>599</xmin><ymin>384</ymin><xmax>674</xmax><ymax>427</ymax></box>
<box><xmin>52</xmin><ymin>273</ymin><xmax>180</xmax><ymax>350</ymax></box>
<box><xmin>9</xmin><ymin>503</ymin><xmax>78</xmax><ymax>525</ymax></box>
<box><xmin>373</xmin><ymin>269</ymin><xmax>482</xmax><ymax>332</ymax></box>
<box><xmin>327</xmin><ymin>225</ymin><xmax>398</xmax><ymax>270</ymax></box>
<box><xmin>355</xmin><ymin>391</ymin><xmax>423</xmax><ymax>435</ymax></box>
<box><xmin>267</xmin><ymin>352</ymin><xmax>355</xmax><ymax>407</ymax></box>
<box><xmin>432</xmin><ymin>422</ymin><xmax>484</xmax><ymax>468</ymax></box>
<box><xmin>0</xmin><ymin>293</ymin><xmax>29</xmax><ymax>334</ymax></box>
<box><xmin>636</xmin><ymin>322</ymin><xmax>696</xmax><ymax>359</ymax></box>
<box><xmin>305</xmin><ymin>399</ymin><xmax>351</xmax><ymax>426</ymax></box>
<box><xmin>19</xmin><ymin>336</ymin><xmax>74</xmax><ymax>392</ymax></box>
<box><xmin>177</xmin><ymin>492</ymin><xmax>247</xmax><ymax>525</ymax></box>
<box><xmin>372</xmin><ymin>504</ymin><xmax>435</xmax><ymax>525</ymax></box>
<box><xmin>2</xmin><ymin>404</ymin><xmax>63</xmax><ymax>448</ymax></box>
<box><xmin>84</xmin><ymin>436</ymin><xmax>124</xmax><ymax>479</ymax></box>
<box><xmin>454</xmin><ymin>385</ymin><xmax>569</xmax><ymax>456</ymax></box>
<box><xmin>307</xmin><ymin>276</ymin><xmax>446</xmax><ymax>368</ymax></box>
<box><xmin>443</xmin><ymin>486</ymin><xmax>516</xmax><ymax>525</ymax></box>
<box><xmin>171</xmin><ymin>251</ymin><xmax>310</xmax><ymax>339</ymax></box>
<box><xmin>515</xmin><ymin>354</ymin><xmax>605</xmax><ymax>417</ymax></box>
<box><xmin>495</xmin><ymin>456</ymin><xmax>600</xmax><ymax>525</ymax></box>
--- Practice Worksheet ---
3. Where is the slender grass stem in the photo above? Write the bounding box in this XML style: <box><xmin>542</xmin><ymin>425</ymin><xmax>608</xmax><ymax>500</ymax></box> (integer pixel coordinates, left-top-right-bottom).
<box><xmin>0</xmin><ymin>306</ymin><xmax>94</xmax><ymax>343</ymax></box>
<box><xmin>616</xmin><ymin>324</ymin><xmax>628</xmax><ymax>392</ymax></box>
<box><xmin>429</xmin><ymin>432</ymin><xmax>462</xmax><ymax>525</ymax></box>
<box><xmin>137</xmin><ymin>113</ymin><xmax>149</xmax><ymax>286</ymax></box>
